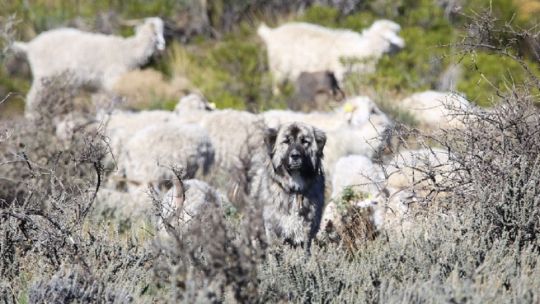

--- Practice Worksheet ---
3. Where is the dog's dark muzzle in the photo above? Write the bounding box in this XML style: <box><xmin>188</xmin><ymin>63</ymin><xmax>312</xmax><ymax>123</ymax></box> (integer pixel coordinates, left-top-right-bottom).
<box><xmin>288</xmin><ymin>148</ymin><xmax>303</xmax><ymax>170</ymax></box>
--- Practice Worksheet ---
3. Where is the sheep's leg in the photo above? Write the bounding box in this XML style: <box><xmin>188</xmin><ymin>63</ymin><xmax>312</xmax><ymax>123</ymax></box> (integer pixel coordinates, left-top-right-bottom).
<box><xmin>24</xmin><ymin>81</ymin><xmax>41</xmax><ymax>119</ymax></box>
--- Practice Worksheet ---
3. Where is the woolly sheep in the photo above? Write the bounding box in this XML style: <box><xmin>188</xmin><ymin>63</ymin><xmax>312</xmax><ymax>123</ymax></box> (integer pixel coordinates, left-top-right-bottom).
<box><xmin>174</xmin><ymin>94</ymin><xmax>263</xmax><ymax>200</ymax></box>
<box><xmin>399</xmin><ymin>91</ymin><xmax>471</xmax><ymax>130</ymax></box>
<box><xmin>157</xmin><ymin>178</ymin><xmax>229</xmax><ymax>237</ymax></box>
<box><xmin>321</xmin><ymin>155</ymin><xmax>414</xmax><ymax>236</ymax></box>
<box><xmin>262</xmin><ymin>96</ymin><xmax>386</xmax><ymax>132</ymax></box>
<box><xmin>102</xmin><ymin>109</ymin><xmax>173</xmax><ymax>160</ymax></box>
<box><xmin>198</xmin><ymin>109</ymin><xmax>264</xmax><ymax>201</ymax></box>
<box><xmin>117</xmin><ymin>122</ymin><xmax>214</xmax><ymax>193</ymax></box>
<box><xmin>13</xmin><ymin>17</ymin><xmax>166</xmax><ymax>114</ymax></box>
<box><xmin>323</xmin><ymin>120</ymin><xmax>391</xmax><ymax>172</ymax></box>
<box><xmin>173</xmin><ymin>93</ymin><xmax>216</xmax><ymax>124</ymax></box>
<box><xmin>331</xmin><ymin>155</ymin><xmax>386</xmax><ymax>198</ymax></box>
<box><xmin>257</xmin><ymin>20</ymin><xmax>404</xmax><ymax>91</ymax></box>
<box><xmin>103</xmin><ymin>94</ymin><xmax>214</xmax><ymax>161</ymax></box>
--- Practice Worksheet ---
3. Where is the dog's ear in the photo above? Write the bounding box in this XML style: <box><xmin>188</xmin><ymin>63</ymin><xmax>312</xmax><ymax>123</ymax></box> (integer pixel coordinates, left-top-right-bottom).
<box><xmin>264</xmin><ymin>127</ymin><xmax>278</xmax><ymax>154</ymax></box>
<box><xmin>313</xmin><ymin>127</ymin><xmax>326</xmax><ymax>152</ymax></box>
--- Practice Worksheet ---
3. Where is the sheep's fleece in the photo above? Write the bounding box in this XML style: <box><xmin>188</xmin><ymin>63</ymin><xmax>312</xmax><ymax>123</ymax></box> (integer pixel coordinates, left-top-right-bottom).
<box><xmin>258</xmin><ymin>19</ymin><xmax>404</xmax><ymax>88</ymax></box>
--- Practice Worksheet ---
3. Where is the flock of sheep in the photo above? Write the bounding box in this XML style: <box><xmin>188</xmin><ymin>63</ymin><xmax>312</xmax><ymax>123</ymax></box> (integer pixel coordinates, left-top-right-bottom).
<box><xmin>13</xmin><ymin>16</ymin><xmax>472</xmax><ymax>245</ymax></box>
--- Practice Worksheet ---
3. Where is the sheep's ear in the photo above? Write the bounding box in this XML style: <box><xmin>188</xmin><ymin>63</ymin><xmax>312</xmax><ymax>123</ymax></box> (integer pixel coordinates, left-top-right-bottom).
<box><xmin>264</xmin><ymin>127</ymin><xmax>278</xmax><ymax>154</ymax></box>
<box><xmin>313</xmin><ymin>127</ymin><xmax>326</xmax><ymax>153</ymax></box>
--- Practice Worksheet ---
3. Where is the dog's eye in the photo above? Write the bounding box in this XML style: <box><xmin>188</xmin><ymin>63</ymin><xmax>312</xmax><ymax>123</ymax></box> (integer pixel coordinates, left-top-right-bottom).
<box><xmin>282</xmin><ymin>138</ymin><xmax>290</xmax><ymax>144</ymax></box>
<box><xmin>302</xmin><ymin>139</ymin><xmax>311</xmax><ymax>146</ymax></box>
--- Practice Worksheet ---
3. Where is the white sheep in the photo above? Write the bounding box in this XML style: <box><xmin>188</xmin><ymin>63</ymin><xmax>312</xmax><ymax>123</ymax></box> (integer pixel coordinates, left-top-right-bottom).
<box><xmin>257</xmin><ymin>20</ymin><xmax>404</xmax><ymax>91</ymax></box>
<box><xmin>331</xmin><ymin>155</ymin><xmax>386</xmax><ymax>198</ymax></box>
<box><xmin>262</xmin><ymin>96</ymin><xmax>388</xmax><ymax>133</ymax></box>
<box><xmin>117</xmin><ymin>122</ymin><xmax>214</xmax><ymax>193</ymax></box>
<box><xmin>321</xmin><ymin>155</ymin><xmax>414</xmax><ymax>236</ymax></box>
<box><xmin>198</xmin><ymin>109</ymin><xmax>265</xmax><ymax>201</ymax></box>
<box><xmin>175</xmin><ymin>95</ymin><xmax>265</xmax><ymax>201</ymax></box>
<box><xmin>399</xmin><ymin>91</ymin><xmax>471</xmax><ymax>130</ymax></box>
<box><xmin>102</xmin><ymin>109</ymin><xmax>173</xmax><ymax>161</ymax></box>
<box><xmin>13</xmin><ymin>17</ymin><xmax>166</xmax><ymax>114</ymax></box>
<box><xmin>102</xmin><ymin>94</ymin><xmax>215</xmax><ymax>162</ymax></box>
<box><xmin>156</xmin><ymin>177</ymin><xmax>232</xmax><ymax>238</ymax></box>
<box><xmin>173</xmin><ymin>93</ymin><xmax>216</xmax><ymax>124</ymax></box>
<box><xmin>323</xmin><ymin>120</ymin><xmax>391</xmax><ymax>172</ymax></box>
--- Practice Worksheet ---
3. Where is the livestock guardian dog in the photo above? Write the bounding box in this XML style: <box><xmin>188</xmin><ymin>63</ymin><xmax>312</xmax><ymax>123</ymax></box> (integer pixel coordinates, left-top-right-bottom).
<box><xmin>251</xmin><ymin>122</ymin><xmax>326</xmax><ymax>250</ymax></box>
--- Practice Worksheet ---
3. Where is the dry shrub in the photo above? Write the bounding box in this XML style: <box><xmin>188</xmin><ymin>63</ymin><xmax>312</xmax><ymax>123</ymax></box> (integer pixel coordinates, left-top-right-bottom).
<box><xmin>112</xmin><ymin>69</ymin><xmax>192</xmax><ymax>110</ymax></box>
<box><xmin>151</xmin><ymin>176</ymin><xmax>267</xmax><ymax>303</ymax></box>
<box><xmin>0</xmin><ymin>78</ymin><xmax>153</xmax><ymax>302</ymax></box>
<box><xmin>319</xmin><ymin>187</ymin><xmax>379</xmax><ymax>253</ymax></box>
<box><xmin>338</xmin><ymin>206</ymin><xmax>378</xmax><ymax>251</ymax></box>
<box><xmin>28</xmin><ymin>72</ymin><xmax>96</xmax><ymax>120</ymax></box>
<box><xmin>437</xmin><ymin>89</ymin><xmax>540</xmax><ymax>248</ymax></box>
<box><xmin>28</xmin><ymin>267</ymin><xmax>133</xmax><ymax>304</ymax></box>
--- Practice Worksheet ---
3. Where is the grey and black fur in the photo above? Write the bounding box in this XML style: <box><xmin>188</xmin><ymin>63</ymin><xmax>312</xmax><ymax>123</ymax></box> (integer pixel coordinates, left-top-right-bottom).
<box><xmin>251</xmin><ymin>122</ymin><xmax>326</xmax><ymax>250</ymax></box>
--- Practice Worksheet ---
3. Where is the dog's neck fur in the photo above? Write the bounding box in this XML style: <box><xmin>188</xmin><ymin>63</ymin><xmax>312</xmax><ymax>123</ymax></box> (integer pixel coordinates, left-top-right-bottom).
<box><xmin>267</xmin><ymin>158</ymin><xmax>316</xmax><ymax>194</ymax></box>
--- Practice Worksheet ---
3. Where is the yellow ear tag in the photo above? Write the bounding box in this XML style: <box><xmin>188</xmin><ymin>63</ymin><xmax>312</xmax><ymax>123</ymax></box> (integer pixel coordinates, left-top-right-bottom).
<box><xmin>344</xmin><ymin>103</ymin><xmax>355</xmax><ymax>113</ymax></box>
<box><xmin>209</xmin><ymin>102</ymin><xmax>216</xmax><ymax>110</ymax></box>
<box><xmin>367</xmin><ymin>193</ymin><xmax>373</xmax><ymax>200</ymax></box>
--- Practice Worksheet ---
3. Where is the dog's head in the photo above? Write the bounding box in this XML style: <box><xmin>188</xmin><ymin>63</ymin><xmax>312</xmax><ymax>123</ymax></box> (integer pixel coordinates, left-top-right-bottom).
<box><xmin>265</xmin><ymin>122</ymin><xmax>326</xmax><ymax>182</ymax></box>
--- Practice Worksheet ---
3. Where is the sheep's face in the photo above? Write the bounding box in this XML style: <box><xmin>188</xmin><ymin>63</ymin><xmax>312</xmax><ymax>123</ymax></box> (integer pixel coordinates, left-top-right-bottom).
<box><xmin>370</xmin><ymin>20</ymin><xmax>405</xmax><ymax>50</ymax></box>
<box><xmin>138</xmin><ymin>17</ymin><xmax>166</xmax><ymax>51</ymax></box>
<box><xmin>342</xmin><ymin>96</ymin><xmax>390</xmax><ymax>128</ymax></box>
<box><xmin>175</xmin><ymin>94</ymin><xmax>215</xmax><ymax>113</ymax></box>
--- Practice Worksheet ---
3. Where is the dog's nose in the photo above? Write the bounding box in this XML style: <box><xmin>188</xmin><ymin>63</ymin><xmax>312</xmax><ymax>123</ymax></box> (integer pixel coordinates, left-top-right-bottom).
<box><xmin>290</xmin><ymin>150</ymin><xmax>301</xmax><ymax>160</ymax></box>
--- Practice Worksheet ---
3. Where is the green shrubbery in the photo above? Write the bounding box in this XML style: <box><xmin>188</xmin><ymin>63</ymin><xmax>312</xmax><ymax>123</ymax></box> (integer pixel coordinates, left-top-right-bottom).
<box><xmin>457</xmin><ymin>51</ymin><xmax>540</xmax><ymax>106</ymax></box>
<box><xmin>163</xmin><ymin>25</ymin><xmax>289</xmax><ymax>111</ymax></box>
<box><xmin>3</xmin><ymin>0</ymin><xmax>539</xmax><ymax>113</ymax></box>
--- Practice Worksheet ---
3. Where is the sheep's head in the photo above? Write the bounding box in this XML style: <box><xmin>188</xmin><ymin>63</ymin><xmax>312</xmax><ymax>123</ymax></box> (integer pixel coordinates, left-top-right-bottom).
<box><xmin>368</xmin><ymin>19</ymin><xmax>405</xmax><ymax>50</ymax></box>
<box><xmin>136</xmin><ymin>17</ymin><xmax>166</xmax><ymax>52</ymax></box>
<box><xmin>174</xmin><ymin>93</ymin><xmax>215</xmax><ymax>114</ymax></box>
<box><xmin>341</xmin><ymin>96</ymin><xmax>390</xmax><ymax>128</ymax></box>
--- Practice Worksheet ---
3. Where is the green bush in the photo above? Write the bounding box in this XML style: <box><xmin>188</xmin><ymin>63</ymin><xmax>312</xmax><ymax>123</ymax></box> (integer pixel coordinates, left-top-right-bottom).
<box><xmin>457</xmin><ymin>51</ymin><xmax>540</xmax><ymax>106</ymax></box>
<box><xmin>164</xmin><ymin>26</ymin><xmax>288</xmax><ymax>111</ymax></box>
<box><xmin>4</xmin><ymin>0</ymin><xmax>186</xmax><ymax>33</ymax></box>
<box><xmin>364</xmin><ymin>24</ymin><xmax>454</xmax><ymax>92</ymax></box>
<box><xmin>301</xmin><ymin>5</ymin><xmax>340</xmax><ymax>28</ymax></box>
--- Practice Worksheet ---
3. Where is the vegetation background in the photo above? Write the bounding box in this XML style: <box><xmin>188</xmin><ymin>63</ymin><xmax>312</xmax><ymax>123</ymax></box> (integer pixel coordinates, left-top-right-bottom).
<box><xmin>1</xmin><ymin>0</ymin><xmax>539</xmax><ymax>115</ymax></box>
<box><xmin>1</xmin><ymin>0</ymin><xmax>540</xmax><ymax>303</ymax></box>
